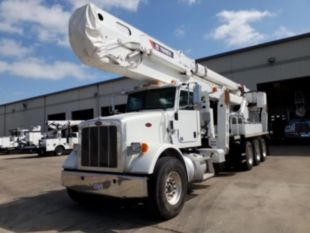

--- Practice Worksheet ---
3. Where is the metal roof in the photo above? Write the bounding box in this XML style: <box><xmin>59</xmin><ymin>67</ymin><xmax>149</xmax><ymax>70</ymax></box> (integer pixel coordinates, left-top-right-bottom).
<box><xmin>0</xmin><ymin>76</ymin><xmax>128</xmax><ymax>107</ymax></box>
<box><xmin>196</xmin><ymin>32</ymin><xmax>310</xmax><ymax>62</ymax></box>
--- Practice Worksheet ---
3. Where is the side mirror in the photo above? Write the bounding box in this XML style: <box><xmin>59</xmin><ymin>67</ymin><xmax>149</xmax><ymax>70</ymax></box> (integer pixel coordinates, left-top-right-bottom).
<box><xmin>193</xmin><ymin>84</ymin><xmax>201</xmax><ymax>107</ymax></box>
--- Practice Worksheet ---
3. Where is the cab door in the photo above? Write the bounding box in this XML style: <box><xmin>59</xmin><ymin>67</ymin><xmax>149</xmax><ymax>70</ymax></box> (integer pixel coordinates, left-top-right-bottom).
<box><xmin>174</xmin><ymin>90</ymin><xmax>201</xmax><ymax>147</ymax></box>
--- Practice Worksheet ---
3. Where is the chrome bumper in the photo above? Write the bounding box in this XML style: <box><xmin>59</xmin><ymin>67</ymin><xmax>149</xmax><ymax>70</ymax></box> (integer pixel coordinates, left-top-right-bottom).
<box><xmin>62</xmin><ymin>170</ymin><xmax>148</xmax><ymax>198</ymax></box>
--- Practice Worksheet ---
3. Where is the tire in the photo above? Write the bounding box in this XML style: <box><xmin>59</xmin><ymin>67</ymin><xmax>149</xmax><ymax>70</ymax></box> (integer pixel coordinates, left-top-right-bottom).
<box><xmin>259</xmin><ymin>138</ymin><xmax>267</xmax><ymax>162</ymax></box>
<box><xmin>243</xmin><ymin>141</ymin><xmax>254</xmax><ymax>171</ymax></box>
<box><xmin>253</xmin><ymin>139</ymin><xmax>261</xmax><ymax>166</ymax></box>
<box><xmin>38</xmin><ymin>148</ymin><xmax>45</xmax><ymax>157</ymax></box>
<box><xmin>148</xmin><ymin>156</ymin><xmax>188</xmax><ymax>220</ymax></box>
<box><xmin>54</xmin><ymin>146</ymin><xmax>65</xmax><ymax>156</ymax></box>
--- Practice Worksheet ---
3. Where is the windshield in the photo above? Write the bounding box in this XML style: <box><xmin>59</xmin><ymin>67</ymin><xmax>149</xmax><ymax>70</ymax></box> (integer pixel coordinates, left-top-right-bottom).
<box><xmin>127</xmin><ymin>87</ymin><xmax>176</xmax><ymax>112</ymax></box>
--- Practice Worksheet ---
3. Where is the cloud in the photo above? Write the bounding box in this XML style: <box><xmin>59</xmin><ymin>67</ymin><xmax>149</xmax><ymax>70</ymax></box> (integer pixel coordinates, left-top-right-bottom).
<box><xmin>0</xmin><ymin>0</ymin><xmax>147</xmax><ymax>47</ymax></box>
<box><xmin>273</xmin><ymin>26</ymin><xmax>295</xmax><ymax>38</ymax></box>
<box><xmin>67</xmin><ymin>0</ymin><xmax>147</xmax><ymax>12</ymax></box>
<box><xmin>180</xmin><ymin>0</ymin><xmax>199</xmax><ymax>6</ymax></box>
<box><xmin>208</xmin><ymin>10</ymin><xmax>272</xmax><ymax>46</ymax></box>
<box><xmin>0</xmin><ymin>38</ymin><xmax>32</xmax><ymax>58</ymax></box>
<box><xmin>0</xmin><ymin>58</ymin><xmax>93</xmax><ymax>81</ymax></box>
<box><xmin>0</xmin><ymin>0</ymin><xmax>70</xmax><ymax>46</ymax></box>
<box><xmin>0</xmin><ymin>22</ymin><xmax>23</xmax><ymax>34</ymax></box>
<box><xmin>174</xmin><ymin>25</ymin><xmax>186</xmax><ymax>38</ymax></box>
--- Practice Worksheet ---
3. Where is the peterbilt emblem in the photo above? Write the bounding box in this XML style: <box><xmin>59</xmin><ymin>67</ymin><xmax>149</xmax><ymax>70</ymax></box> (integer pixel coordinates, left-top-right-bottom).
<box><xmin>145</xmin><ymin>122</ymin><xmax>152</xmax><ymax>127</ymax></box>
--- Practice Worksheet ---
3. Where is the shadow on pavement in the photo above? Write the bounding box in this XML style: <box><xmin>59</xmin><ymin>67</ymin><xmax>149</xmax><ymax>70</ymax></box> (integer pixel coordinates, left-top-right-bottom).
<box><xmin>0</xmin><ymin>187</ymin><xmax>204</xmax><ymax>233</ymax></box>
<box><xmin>269</xmin><ymin>145</ymin><xmax>310</xmax><ymax>156</ymax></box>
<box><xmin>0</xmin><ymin>190</ymin><xmax>161</xmax><ymax>233</ymax></box>
<box><xmin>4</xmin><ymin>154</ymin><xmax>67</xmax><ymax>160</ymax></box>
<box><xmin>4</xmin><ymin>155</ymin><xmax>43</xmax><ymax>160</ymax></box>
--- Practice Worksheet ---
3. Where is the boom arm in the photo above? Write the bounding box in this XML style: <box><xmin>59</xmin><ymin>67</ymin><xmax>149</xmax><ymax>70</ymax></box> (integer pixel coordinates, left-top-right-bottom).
<box><xmin>69</xmin><ymin>4</ymin><xmax>244</xmax><ymax>95</ymax></box>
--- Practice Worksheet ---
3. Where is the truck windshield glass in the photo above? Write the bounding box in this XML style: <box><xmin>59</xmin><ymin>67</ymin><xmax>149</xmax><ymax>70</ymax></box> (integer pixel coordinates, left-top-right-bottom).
<box><xmin>127</xmin><ymin>87</ymin><xmax>176</xmax><ymax>111</ymax></box>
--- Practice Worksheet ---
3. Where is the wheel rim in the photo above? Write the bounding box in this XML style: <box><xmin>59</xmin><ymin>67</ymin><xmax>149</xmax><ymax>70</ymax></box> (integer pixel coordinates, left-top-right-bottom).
<box><xmin>246</xmin><ymin>143</ymin><xmax>253</xmax><ymax>165</ymax></box>
<box><xmin>165</xmin><ymin>171</ymin><xmax>182</xmax><ymax>206</ymax></box>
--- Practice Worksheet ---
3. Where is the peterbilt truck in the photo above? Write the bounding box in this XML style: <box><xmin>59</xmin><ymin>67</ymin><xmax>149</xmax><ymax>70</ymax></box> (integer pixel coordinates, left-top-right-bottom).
<box><xmin>62</xmin><ymin>3</ymin><xmax>269</xmax><ymax>219</ymax></box>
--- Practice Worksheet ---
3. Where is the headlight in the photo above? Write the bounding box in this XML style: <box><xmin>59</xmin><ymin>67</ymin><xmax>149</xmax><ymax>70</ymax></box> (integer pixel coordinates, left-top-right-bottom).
<box><xmin>129</xmin><ymin>142</ymin><xmax>149</xmax><ymax>154</ymax></box>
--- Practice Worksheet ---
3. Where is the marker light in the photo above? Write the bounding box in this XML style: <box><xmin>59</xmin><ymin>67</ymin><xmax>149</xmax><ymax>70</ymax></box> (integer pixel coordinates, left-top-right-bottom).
<box><xmin>141</xmin><ymin>143</ymin><xmax>149</xmax><ymax>153</ymax></box>
<box><xmin>212</xmin><ymin>86</ymin><xmax>218</xmax><ymax>93</ymax></box>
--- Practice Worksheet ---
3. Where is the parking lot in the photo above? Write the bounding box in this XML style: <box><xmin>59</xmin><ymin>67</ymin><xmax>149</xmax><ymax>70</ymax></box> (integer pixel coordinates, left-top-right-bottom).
<box><xmin>0</xmin><ymin>145</ymin><xmax>310</xmax><ymax>233</ymax></box>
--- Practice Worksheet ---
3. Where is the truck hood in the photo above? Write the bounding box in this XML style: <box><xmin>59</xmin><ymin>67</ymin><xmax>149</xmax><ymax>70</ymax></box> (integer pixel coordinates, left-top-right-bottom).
<box><xmin>81</xmin><ymin>110</ymin><xmax>171</xmax><ymax>126</ymax></box>
<box><xmin>80</xmin><ymin>110</ymin><xmax>171</xmax><ymax>144</ymax></box>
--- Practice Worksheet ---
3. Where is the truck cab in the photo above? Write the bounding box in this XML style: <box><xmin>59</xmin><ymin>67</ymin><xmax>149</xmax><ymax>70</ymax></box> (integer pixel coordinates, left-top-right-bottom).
<box><xmin>62</xmin><ymin>83</ymin><xmax>226</xmax><ymax>219</ymax></box>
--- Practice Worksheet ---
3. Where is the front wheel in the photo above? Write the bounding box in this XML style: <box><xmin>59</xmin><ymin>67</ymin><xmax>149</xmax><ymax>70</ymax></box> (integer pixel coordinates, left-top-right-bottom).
<box><xmin>148</xmin><ymin>156</ymin><xmax>188</xmax><ymax>220</ymax></box>
<box><xmin>38</xmin><ymin>148</ymin><xmax>45</xmax><ymax>156</ymax></box>
<box><xmin>54</xmin><ymin>146</ymin><xmax>65</xmax><ymax>156</ymax></box>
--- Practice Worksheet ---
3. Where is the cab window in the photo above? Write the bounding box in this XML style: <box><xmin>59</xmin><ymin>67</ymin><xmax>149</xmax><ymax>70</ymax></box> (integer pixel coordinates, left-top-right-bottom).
<box><xmin>179</xmin><ymin>91</ymin><xmax>193</xmax><ymax>110</ymax></box>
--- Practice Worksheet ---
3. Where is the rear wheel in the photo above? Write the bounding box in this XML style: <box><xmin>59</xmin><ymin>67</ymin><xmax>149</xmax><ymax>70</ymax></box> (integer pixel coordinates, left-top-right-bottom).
<box><xmin>259</xmin><ymin>138</ymin><xmax>267</xmax><ymax>162</ymax></box>
<box><xmin>54</xmin><ymin>146</ymin><xmax>65</xmax><ymax>156</ymax></box>
<box><xmin>243</xmin><ymin>141</ymin><xmax>254</xmax><ymax>171</ymax></box>
<box><xmin>148</xmin><ymin>156</ymin><xmax>187</xmax><ymax>220</ymax></box>
<box><xmin>253</xmin><ymin>139</ymin><xmax>261</xmax><ymax>166</ymax></box>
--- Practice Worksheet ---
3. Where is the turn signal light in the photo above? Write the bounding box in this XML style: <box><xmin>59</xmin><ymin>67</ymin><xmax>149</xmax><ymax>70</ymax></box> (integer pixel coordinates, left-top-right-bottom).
<box><xmin>141</xmin><ymin>143</ymin><xmax>149</xmax><ymax>153</ymax></box>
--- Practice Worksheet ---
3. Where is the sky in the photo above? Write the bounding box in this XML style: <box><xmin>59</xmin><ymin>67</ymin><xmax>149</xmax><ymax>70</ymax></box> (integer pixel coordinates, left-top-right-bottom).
<box><xmin>0</xmin><ymin>0</ymin><xmax>309</xmax><ymax>104</ymax></box>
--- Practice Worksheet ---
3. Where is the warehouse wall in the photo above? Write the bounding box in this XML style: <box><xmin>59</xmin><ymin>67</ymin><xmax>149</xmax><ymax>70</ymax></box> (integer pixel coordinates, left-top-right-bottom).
<box><xmin>0</xmin><ymin>78</ymin><xmax>139</xmax><ymax>136</ymax></box>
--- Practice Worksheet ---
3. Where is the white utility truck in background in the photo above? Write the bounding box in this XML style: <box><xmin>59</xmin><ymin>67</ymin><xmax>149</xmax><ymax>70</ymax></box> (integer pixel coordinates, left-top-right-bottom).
<box><xmin>62</xmin><ymin>3</ymin><xmax>269</xmax><ymax>219</ymax></box>
<box><xmin>38</xmin><ymin>121</ymin><xmax>81</xmax><ymax>156</ymax></box>
<box><xmin>0</xmin><ymin>126</ymin><xmax>41</xmax><ymax>153</ymax></box>
<box><xmin>18</xmin><ymin>126</ymin><xmax>43</xmax><ymax>152</ymax></box>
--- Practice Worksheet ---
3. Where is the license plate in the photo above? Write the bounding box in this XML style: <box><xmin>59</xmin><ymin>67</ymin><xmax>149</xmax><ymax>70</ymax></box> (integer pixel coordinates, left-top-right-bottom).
<box><xmin>92</xmin><ymin>183</ymin><xmax>103</xmax><ymax>190</ymax></box>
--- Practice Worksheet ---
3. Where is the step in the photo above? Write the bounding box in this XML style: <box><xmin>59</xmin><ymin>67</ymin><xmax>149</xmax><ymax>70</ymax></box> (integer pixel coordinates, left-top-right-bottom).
<box><xmin>203</xmin><ymin>173</ymin><xmax>215</xmax><ymax>180</ymax></box>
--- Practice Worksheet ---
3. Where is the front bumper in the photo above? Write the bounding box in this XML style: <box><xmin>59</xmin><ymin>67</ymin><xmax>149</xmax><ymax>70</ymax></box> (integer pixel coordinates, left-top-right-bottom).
<box><xmin>62</xmin><ymin>170</ymin><xmax>148</xmax><ymax>198</ymax></box>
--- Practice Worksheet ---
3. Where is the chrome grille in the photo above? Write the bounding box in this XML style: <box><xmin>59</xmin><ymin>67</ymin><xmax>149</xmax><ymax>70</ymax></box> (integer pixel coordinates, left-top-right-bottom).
<box><xmin>81</xmin><ymin>126</ymin><xmax>117</xmax><ymax>168</ymax></box>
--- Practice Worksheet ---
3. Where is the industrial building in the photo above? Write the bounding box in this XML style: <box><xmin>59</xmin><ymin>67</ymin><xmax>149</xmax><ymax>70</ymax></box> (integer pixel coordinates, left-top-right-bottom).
<box><xmin>1</xmin><ymin>33</ymin><xmax>310</xmax><ymax>137</ymax></box>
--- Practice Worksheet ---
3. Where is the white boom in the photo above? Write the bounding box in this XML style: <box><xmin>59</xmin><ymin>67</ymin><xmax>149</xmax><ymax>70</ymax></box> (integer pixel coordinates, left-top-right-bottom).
<box><xmin>69</xmin><ymin>4</ymin><xmax>243</xmax><ymax>95</ymax></box>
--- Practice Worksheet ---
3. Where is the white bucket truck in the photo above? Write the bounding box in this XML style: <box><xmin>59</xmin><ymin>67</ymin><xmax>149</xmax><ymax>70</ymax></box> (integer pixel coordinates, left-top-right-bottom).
<box><xmin>62</xmin><ymin>4</ymin><xmax>269</xmax><ymax>219</ymax></box>
<box><xmin>38</xmin><ymin>121</ymin><xmax>81</xmax><ymax>156</ymax></box>
<box><xmin>0</xmin><ymin>127</ymin><xmax>39</xmax><ymax>153</ymax></box>
<box><xmin>17</xmin><ymin>126</ymin><xmax>43</xmax><ymax>152</ymax></box>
